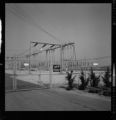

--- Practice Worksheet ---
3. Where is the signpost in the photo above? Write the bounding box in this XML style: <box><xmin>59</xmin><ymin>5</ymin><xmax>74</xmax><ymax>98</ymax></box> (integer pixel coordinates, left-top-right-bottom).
<box><xmin>53</xmin><ymin>65</ymin><xmax>60</xmax><ymax>72</ymax></box>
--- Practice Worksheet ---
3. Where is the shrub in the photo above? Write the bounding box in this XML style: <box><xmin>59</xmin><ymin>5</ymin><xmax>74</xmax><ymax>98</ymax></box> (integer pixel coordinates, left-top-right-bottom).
<box><xmin>79</xmin><ymin>69</ymin><xmax>89</xmax><ymax>90</ymax></box>
<box><xmin>88</xmin><ymin>87</ymin><xmax>101</xmax><ymax>93</ymax></box>
<box><xmin>102</xmin><ymin>67</ymin><xmax>111</xmax><ymax>88</ymax></box>
<box><xmin>89</xmin><ymin>67</ymin><xmax>100</xmax><ymax>87</ymax></box>
<box><xmin>102</xmin><ymin>90</ymin><xmax>111</xmax><ymax>96</ymax></box>
<box><xmin>65</xmin><ymin>70</ymin><xmax>76</xmax><ymax>90</ymax></box>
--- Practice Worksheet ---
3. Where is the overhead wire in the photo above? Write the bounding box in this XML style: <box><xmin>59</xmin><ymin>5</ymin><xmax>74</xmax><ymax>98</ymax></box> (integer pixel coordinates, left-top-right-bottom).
<box><xmin>6</xmin><ymin>5</ymin><xmax>63</xmax><ymax>44</ymax></box>
<box><xmin>6</xmin><ymin>5</ymin><xmax>110</xmax><ymax>62</ymax></box>
<box><xmin>6</xmin><ymin>5</ymin><xmax>75</xmax><ymax>59</ymax></box>
<box><xmin>6</xmin><ymin>5</ymin><xmax>65</xmax><ymax>57</ymax></box>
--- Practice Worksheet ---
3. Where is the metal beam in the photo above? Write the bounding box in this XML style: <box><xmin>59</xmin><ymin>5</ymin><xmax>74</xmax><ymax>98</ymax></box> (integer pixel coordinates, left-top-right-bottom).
<box><xmin>31</xmin><ymin>41</ymin><xmax>61</xmax><ymax>46</ymax></box>
<box><xmin>19</xmin><ymin>42</ymin><xmax>75</xmax><ymax>59</ymax></box>
<box><xmin>62</xmin><ymin>42</ymin><xmax>75</xmax><ymax>47</ymax></box>
<box><xmin>31</xmin><ymin>41</ymin><xmax>75</xmax><ymax>46</ymax></box>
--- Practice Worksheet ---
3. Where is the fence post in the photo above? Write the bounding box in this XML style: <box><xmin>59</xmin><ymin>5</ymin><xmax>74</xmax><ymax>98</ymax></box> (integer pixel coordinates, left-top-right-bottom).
<box><xmin>38</xmin><ymin>70</ymin><xmax>41</xmax><ymax>83</ymax></box>
<box><xmin>13</xmin><ymin>56</ymin><xmax>17</xmax><ymax>90</ymax></box>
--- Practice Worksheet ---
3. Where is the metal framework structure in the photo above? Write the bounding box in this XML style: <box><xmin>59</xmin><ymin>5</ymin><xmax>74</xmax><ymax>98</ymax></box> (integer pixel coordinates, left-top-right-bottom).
<box><xmin>5</xmin><ymin>41</ymin><xmax>111</xmax><ymax>73</ymax></box>
<box><xmin>28</xmin><ymin>41</ymin><xmax>77</xmax><ymax>73</ymax></box>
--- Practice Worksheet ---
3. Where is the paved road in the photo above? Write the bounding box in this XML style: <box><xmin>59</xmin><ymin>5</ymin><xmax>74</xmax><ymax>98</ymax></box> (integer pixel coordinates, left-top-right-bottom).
<box><xmin>5</xmin><ymin>88</ymin><xmax>111</xmax><ymax>111</ymax></box>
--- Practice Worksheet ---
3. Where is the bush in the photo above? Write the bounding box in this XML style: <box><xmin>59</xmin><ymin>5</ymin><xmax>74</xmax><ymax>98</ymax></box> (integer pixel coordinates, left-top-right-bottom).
<box><xmin>65</xmin><ymin>70</ymin><xmax>76</xmax><ymax>90</ymax></box>
<box><xmin>102</xmin><ymin>90</ymin><xmax>111</xmax><ymax>96</ymax></box>
<box><xmin>89</xmin><ymin>67</ymin><xmax>100</xmax><ymax>87</ymax></box>
<box><xmin>102</xmin><ymin>67</ymin><xmax>111</xmax><ymax>88</ymax></box>
<box><xmin>88</xmin><ymin>87</ymin><xmax>101</xmax><ymax>93</ymax></box>
<box><xmin>100</xmin><ymin>86</ymin><xmax>111</xmax><ymax>96</ymax></box>
<box><xmin>79</xmin><ymin>69</ymin><xmax>89</xmax><ymax>90</ymax></box>
<box><xmin>88</xmin><ymin>86</ymin><xmax>111</xmax><ymax>96</ymax></box>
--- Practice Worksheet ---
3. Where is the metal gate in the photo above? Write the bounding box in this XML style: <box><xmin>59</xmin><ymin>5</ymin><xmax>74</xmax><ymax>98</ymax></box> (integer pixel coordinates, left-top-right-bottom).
<box><xmin>5</xmin><ymin>57</ymin><xmax>52</xmax><ymax>93</ymax></box>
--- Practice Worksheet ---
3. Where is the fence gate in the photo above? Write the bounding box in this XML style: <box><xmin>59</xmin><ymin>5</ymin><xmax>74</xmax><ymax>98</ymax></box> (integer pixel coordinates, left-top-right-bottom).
<box><xmin>5</xmin><ymin>56</ymin><xmax>52</xmax><ymax>93</ymax></box>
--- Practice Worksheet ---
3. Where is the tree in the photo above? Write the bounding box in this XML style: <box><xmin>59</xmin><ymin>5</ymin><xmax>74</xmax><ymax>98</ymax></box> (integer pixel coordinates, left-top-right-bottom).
<box><xmin>79</xmin><ymin>69</ymin><xmax>89</xmax><ymax>90</ymax></box>
<box><xmin>65</xmin><ymin>70</ymin><xmax>76</xmax><ymax>90</ymax></box>
<box><xmin>89</xmin><ymin>67</ymin><xmax>100</xmax><ymax>87</ymax></box>
<box><xmin>102</xmin><ymin>67</ymin><xmax>111</xmax><ymax>87</ymax></box>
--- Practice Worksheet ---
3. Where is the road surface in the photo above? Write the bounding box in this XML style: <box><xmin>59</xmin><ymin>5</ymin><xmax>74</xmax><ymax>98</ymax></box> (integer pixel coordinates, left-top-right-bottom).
<box><xmin>5</xmin><ymin>88</ymin><xmax>111</xmax><ymax>111</ymax></box>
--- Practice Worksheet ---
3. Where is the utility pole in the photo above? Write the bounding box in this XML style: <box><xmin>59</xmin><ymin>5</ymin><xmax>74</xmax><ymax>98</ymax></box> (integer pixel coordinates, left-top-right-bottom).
<box><xmin>60</xmin><ymin>44</ymin><xmax>63</xmax><ymax>73</ymax></box>
<box><xmin>49</xmin><ymin>50</ymin><xmax>52</xmax><ymax>88</ymax></box>
<box><xmin>72</xmin><ymin>44</ymin><xmax>76</xmax><ymax>71</ymax></box>
<box><xmin>46</xmin><ymin>50</ymin><xmax>48</xmax><ymax>70</ymax></box>
<box><xmin>72</xmin><ymin>44</ymin><xmax>76</xmax><ymax>61</ymax></box>
<box><xmin>29</xmin><ymin>41</ymin><xmax>31</xmax><ymax>74</ymax></box>
<box><xmin>85</xmin><ymin>58</ymin><xmax>86</xmax><ymax>80</ymax></box>
<box><xmin>62</xmin><ymin>46</ymin><xmax>64</xmax><ymax>71</ymax></box>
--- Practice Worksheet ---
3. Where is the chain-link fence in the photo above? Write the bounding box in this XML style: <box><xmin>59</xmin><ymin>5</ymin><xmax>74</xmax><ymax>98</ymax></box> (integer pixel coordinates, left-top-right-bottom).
<box><xmin>5</xmin><ymin>56</ymin><xmax>111</xmax><ymax>92</ymax></box>
<box><xmin>5</xmin><ymin>57</ymin><xmax>51</xmax><ymax>92</ymax></box>
<box><xmin>63</xmin><ymin>56</ymin><xmax>111</xmax><ymax>71</ymax></box>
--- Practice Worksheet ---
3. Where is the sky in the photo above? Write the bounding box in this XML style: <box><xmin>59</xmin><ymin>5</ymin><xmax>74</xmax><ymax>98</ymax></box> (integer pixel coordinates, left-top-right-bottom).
<box><xmin>5</xmin><ymin>3</ymin><xmax>111</xmax><ymax>65</ymax></box>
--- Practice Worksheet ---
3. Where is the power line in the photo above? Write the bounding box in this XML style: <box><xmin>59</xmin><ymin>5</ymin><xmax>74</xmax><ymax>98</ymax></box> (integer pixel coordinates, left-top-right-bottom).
<box><xmin>7</xmin><ymin>5</ymin><xmax>63</xmax><ymax>44</ymax></box>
